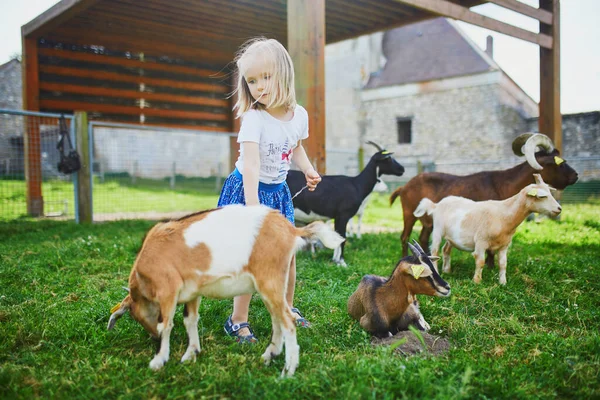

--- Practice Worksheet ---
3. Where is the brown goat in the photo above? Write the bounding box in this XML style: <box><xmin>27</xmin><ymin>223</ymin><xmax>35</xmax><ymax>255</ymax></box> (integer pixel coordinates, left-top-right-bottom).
<box><xmin>107</xmin><ymin>204</ymin><xmax>344</xmax><ymax>377</ymax></box>
<box><xmin>390</xmin><ymin>133</ymin><xmax>578</xmax><ymax>260</ymax></box>
<box><xmin>347</xmin><ymin>241</ymin><xmax>450</xmax><ymax>338</ymax></box>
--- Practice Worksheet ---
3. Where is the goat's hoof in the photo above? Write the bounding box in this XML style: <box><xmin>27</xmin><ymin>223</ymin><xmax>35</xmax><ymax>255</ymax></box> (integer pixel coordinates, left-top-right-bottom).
<box><xmin>180</xmin><ymin>348</ymin><xmax>201</xmax><ymax>364</ymax></box>
<box><xmin>149</xmin><ymin>356</ymin><xmax>167</xmax><ymax>371</ymax></box>
<box><xmin>261</xmin><ymin>352</ymin><xmax>274</xmax><ymax>365</ymax></box>
<box><xmin>281</xmin><ymin>364</ymin><xmax>297</xmax><ymax>378</ymax></box>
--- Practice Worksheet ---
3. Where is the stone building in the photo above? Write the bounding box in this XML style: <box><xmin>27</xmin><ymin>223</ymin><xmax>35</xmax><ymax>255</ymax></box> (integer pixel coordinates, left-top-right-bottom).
<box><xmin>325</xmin><ymin>18</ymin><xmax>539</xmax><ymax>177</ymax></box>
<box><xmin>0</xmin><ymin>58</ymin><xmax>24</xmax><ymax>173</ymax></box>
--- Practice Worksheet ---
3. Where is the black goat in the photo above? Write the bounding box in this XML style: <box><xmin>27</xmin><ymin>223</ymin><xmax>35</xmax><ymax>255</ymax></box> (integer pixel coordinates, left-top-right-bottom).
<box><xmin>287</xmin><ymin>142</ymin><xmax>405</xmax><ymax>266</ymax></box>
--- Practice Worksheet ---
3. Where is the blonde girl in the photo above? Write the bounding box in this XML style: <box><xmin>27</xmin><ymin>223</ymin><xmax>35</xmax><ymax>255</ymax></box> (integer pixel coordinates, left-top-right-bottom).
<box><xmin>217</xmin><ymin>37</ymin><xmax>321</xmax><ymax>343</ymax></box>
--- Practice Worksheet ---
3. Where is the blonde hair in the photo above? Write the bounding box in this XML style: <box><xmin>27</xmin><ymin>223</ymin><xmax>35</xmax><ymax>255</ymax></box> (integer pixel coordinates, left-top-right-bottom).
<box><xmin>233</xmin><ymin>38</ymin><xmax>297</xmax><ymax>118</ymax></box>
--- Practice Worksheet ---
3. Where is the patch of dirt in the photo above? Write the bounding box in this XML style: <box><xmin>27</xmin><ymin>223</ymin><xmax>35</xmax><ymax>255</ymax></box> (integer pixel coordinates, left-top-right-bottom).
<box><xmin>372</xmin><ymin>331</ymin><xmax>451</xmax><ymax>356</ymax></box>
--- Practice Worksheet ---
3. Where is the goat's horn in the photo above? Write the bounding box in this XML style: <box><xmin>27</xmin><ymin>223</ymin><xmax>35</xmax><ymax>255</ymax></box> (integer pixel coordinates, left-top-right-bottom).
<box><xmin>512</xmin><ymin>133</ymin><xmax>535</xmax><ymax>156</ymax></box>
<box><xmin>522</xmin><ymin>134</ymin><xmax>555</xmax><ymax>171</ymax></box>
<box><xmin>533</xmin><ymin>173</ymin><xmax>545</xmax><ymax>185</ymax></box>
<box><xmin>408</xmin><ymin>241</ymin><xmax>419</xmax><ymax>256</ymax></box>
<box><xmin>366</xmin><ymin>141</ymin><xmax>384</xmax><ymax>152</ymax></box>
<box><xmin>122</xmin><ymin>286</ymin><xmax>130</xmax><ymax>292</ymax></box>
<box><xmin>411</xmin><ymin>240</ymin><xmax>426</xmax><ymax>255</ymax></box>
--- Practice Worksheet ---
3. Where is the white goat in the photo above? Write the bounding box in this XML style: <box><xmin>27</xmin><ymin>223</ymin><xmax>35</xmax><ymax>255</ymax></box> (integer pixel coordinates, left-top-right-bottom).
<box><xmin>413</xmin><ymin>174</ymin><xmax>561</xmax><ymax>285</ymax></box>
<box><xmin>107</xmin><ymin>204</ymin><xmax>344</xmax><ymax>377</ymax></box>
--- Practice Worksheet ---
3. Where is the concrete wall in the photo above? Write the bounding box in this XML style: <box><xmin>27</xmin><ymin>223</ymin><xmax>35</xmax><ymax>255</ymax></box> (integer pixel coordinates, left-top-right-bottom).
<box><xmin>0</xmin><ymin>59</ymin><xmax>23</xmax><ymax>164</ymax></box>
<box><xmin>527</xmin><ymin>111</ymin><xmax>600</xmax><ymax>181</ymax></box>
<box><xmin>528</xmin><ymin>111</ymin><xmax>600</xmax><ymax>157</ymax></box>
<box><xmin>93</xmin><ymin>127</ymin><xmax>231</xmax><ymax>179</ymax></box>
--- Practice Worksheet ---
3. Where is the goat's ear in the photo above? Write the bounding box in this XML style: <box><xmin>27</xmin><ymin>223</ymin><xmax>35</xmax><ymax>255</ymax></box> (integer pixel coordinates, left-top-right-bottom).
<box><xmin>527</xmin><ymin>188</ymin><xmax>549</xmax><ymax>198</ymax></box>
<box><xmin>428</xmin><ymin>255</ymin><xmax>440</xmax><ymax>263</ymax></box>
<box><xmin>409</xmin><ymin>263</ymin><xmax>433</xmax><ymax>279</ymax></box>
<box><xmin>107</xmin><ymin>295</ymin><xmax>132</xmax><ymax>330</ymax></box>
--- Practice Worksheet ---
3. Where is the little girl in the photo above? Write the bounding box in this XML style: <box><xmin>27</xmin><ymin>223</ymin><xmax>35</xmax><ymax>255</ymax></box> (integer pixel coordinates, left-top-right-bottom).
<box><xmin>217</xmin><ymin>37</ymin><xmax>321</xmax><ymax>343</ymax></box>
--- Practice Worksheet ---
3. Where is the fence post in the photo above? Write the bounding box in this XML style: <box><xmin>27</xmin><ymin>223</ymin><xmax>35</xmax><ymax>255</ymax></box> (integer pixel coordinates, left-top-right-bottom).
<box><xmin>132</xmin><ymin>161</ymin><xmax>138</xmax><ymax>184</ymax></box>
<box><xmin>170</xmin><ymin>162</ymin><xmax>176</xmax><ymax>189</ymax></box>
<box><xmin>24</xmin><ymin>117</ymin><xmax>43</xmax><ymax>216</ymax></box>
<box><xmin>75</xmin><ymin>111</ymin><xmax>92</xmax><ymax>223</ymax></box>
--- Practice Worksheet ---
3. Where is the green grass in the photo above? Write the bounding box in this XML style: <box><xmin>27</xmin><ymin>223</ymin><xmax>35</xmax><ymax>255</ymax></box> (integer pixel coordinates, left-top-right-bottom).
<box><xmin>1</xmin><ymin>200</ymin><xmax>599</xmax><ymax>399</ymax></box>
<box><xmin>2</xmin><ymin>178</ymin><xmax>599</xmax><ymax>222</ymax></box>
<box><xmin>0</xmin><ymin>177</ymin><xmax>221</xmax><ymax>221</ymax></box>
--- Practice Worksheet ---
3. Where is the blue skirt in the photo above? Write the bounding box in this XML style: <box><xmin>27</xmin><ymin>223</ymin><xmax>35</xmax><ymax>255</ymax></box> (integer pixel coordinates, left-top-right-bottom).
<box><xmin>217</xmin><ymin>169</ymin><xmax>295</xmax><ymax>224</ymax></box>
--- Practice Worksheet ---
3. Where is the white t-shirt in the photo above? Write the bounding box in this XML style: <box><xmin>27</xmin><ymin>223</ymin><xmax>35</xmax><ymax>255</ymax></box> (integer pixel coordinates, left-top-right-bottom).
<box><xmin>235</xmin><ymin>104</ymin><xmax>309</xmax><ymax>184</ymax></box>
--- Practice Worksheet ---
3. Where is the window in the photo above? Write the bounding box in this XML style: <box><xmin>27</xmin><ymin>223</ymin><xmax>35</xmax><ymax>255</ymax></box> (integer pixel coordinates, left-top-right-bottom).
<box><xmin>396</xmin><ymin>117</ymin><xmax>412</xmax><ymax>144</ymax></box>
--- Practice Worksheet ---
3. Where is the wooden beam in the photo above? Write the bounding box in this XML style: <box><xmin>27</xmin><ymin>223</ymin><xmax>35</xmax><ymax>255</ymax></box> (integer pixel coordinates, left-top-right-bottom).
<box><xmin>46</xmin><ymin>27</ymin><xmax>234</xmax><ymax>64</ymax></box>
<box><xmin>22</xmin><ymin>0</ymin><xmax>102</xmax><ymax>37</ymax></box>
<box><xmin>38</xmin><ymin>48</ymin><xmax>225</xmax><ymax>79</ymax></box>
<box><xmin>40</xmin><ymin>100</ymin><xmax>229</xmax><ymax>121</ymax></box>
<box><xmin>288</xmin><ymin>0</ymin><xmax>326</xmax><ymax>173</ymax></box>
<box><xmin>393</xmin><ymin>0</ymin><xmax>553</xmax><ymax>48</ymax></box>
<box><xmin>538</xmin><ymin>0</ymin><xmax>561</xmax><ymax>152</ymax></box>
<box><xmin>487</xmin><ymin>0</ymin><xmax>553</xmax><ymax>25</ymax></box>
<box><xmin>39</xmin><ymin>82</ymin><xmax>229</xmax><ymax>107</ymax></box>
<box><xmin>21</xmin><ymin>37</ymin><xmax>43</xmax><ymax>216</ymax></box>
<box><xmin>40</xmin><ymin>65</ymin><xmax>228</xmax><ymax>93</ymax></box>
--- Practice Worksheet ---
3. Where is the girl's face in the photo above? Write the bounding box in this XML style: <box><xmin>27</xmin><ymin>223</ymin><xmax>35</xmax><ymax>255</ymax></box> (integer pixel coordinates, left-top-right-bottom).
<box><xmin>244</xmin><ymin>56</ymin><xmax>276</xmax><ymax>107</ymax></box>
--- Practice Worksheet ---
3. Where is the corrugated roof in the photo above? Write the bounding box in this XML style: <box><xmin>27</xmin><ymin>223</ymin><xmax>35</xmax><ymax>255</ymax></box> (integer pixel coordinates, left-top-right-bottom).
<box><xmin>366</xmin><ymin>18</ymin><xmax>496</xmax><ymax>88</ymax></box>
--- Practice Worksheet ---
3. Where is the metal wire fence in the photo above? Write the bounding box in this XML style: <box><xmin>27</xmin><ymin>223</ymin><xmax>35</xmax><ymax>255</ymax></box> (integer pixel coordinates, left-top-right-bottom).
<box><xmin>89</xmin><ymin>121</ymin><xmax>236</xmax><ymax>221</ymax></box>
<box><xmin>327</xmin><ymin>149</ymin><xmax>600</xmax><ymax>204</ymax></box>
<box><xmin>0</xmin><ymin>109</ymin><xmax>76</xmax><ymax>221</ymax></box>
<box><xmin>2</xmin><ymin>112</ymin><xmax>598</xmax><ymax>223</ymax></box>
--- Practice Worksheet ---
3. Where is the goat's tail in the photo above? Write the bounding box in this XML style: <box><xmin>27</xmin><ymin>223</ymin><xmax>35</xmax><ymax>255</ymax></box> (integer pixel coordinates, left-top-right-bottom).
<box><xmin>413</xmin><ymin>198</ymin><xmax>436</xmax><ymax>217</ymax></box>
<box><xmin>390</xmin><ymin>186</ymin><xmax>403</xmax><ymax>206</ymax></box>
<box><xmin>295</xmin><ymin>221</ymin><xmax>344</xmax><ymax>251</ymax></box>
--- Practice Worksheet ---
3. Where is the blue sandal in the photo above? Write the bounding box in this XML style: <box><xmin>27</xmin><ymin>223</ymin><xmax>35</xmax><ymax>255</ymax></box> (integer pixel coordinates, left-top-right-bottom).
<box><xmin>224</xmin><ymin>315</ymin><xmax>258</xmax><ymax>343</ymax></box>
<box><xmin>291</xmin><ymin>307</ymin><xmax>311</xmax><ymax>328</ymax></box>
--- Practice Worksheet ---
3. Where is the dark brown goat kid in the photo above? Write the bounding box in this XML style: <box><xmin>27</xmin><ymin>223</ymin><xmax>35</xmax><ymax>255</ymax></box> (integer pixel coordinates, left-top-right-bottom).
<box><xmin>390</xmin><ymin>133</ymin><xmax>579</xmax><ymax>260</ymax></box>
<box><xmin>347</xmin><ymin>241</ymin><xmax>450</xmax><ymax>338</ymax></box>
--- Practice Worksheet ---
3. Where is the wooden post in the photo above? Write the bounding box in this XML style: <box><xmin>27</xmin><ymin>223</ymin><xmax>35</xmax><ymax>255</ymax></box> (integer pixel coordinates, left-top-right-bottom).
<box><xmin>287</xmin><ymin>0</ymin><xmax>326</xmax><ymax>173</ymax></box>
<box><xmin>75</xmin><ymin>111</ymin><xmax>92</xmax><ymax>223</ymax></box>
<box><xmin>539</xmin><ymin>0</ymin><xmax>561</xmax><ymax>153</ymax></box>
<box><xmin>22</xmin><ymin>37</ymin><xmax>43</xmax><ymax>216</ymax></box>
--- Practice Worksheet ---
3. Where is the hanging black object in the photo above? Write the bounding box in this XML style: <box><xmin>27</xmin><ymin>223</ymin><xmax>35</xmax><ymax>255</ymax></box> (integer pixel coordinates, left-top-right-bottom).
<box><xmin>56</xmin><ymin>115</ymin><xmax>81</xmax><ymax>174</ymax></box>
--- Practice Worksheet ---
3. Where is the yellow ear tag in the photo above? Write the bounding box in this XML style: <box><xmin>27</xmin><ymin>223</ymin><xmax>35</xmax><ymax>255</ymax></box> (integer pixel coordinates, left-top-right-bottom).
<box><xmin>554</xmin><ymin>156</ymin><xmax>564</xmax><ymax>165</ymax></box>
<box><xmin>110</xmin><ymin>302</ymin><xmax>121</xmax><ymax>314</ymax></box>
<box><xmin>411</xmin><ymin>264</ymin><xmax>425</xmax><ymax>279</ymax></box>
<box><xmin>527</xmin><ymin>189</ymin><xmax>538</xmax><ymax>197</ymax></box>
<box><xmin>382</xmin><ymin>150</ymin><xmax>391</xmax><ymax>155</ymax></box>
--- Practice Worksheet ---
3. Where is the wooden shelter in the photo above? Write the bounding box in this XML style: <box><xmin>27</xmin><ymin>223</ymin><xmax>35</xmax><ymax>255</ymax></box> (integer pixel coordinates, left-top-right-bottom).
<box><xmin>21</xmin><ymin>0</ymin><xmax>560</xmax><ymax>216</ymax></box>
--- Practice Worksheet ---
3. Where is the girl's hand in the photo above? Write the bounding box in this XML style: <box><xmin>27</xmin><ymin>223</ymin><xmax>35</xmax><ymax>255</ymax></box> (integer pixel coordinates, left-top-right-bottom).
<box><xmin>305</xmin><ymin>168</ymin><xmax>321</xmax><ymax>191</ymax></box>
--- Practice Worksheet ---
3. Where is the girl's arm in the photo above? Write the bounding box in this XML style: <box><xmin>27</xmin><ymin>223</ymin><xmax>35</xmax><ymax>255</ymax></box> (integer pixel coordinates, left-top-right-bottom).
<box><xmin>293</xmin><ymin>143</ymin><xmax>321</xmax><ymax>191</ymax></box>
<box><xmin>242</xmin><ymin>142</ymin><xmax>260</xmax><ymax>205</ymax></box>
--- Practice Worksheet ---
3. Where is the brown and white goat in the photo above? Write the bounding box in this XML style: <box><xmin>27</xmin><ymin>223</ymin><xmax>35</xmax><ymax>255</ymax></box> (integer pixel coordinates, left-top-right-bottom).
<box><xmin>414</xmin><ymin>174</ymin><xmax>561</xmax><ymax>285</ymax></box>
<box><xmin>391</xmin><ymin>133</ymin><xmax>578</xmax><ymax>263</ymax></box>
<box><xmin>347</xmin><ymin>241</ymin><xmax>450</xmax><ymax>338</ymax></box>
<box><xmin>107</xmin><ymin>204</ymin><xmax>344</xmax><ymax>377</ymax></box>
